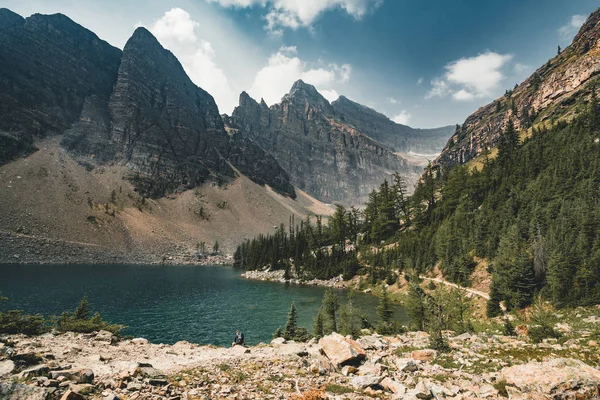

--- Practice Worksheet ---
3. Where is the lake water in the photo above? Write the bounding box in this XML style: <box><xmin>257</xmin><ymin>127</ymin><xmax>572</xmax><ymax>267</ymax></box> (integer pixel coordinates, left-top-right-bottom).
<box><xmin>0</xmin><ymin>264</ymin><xmax>408</xmax><ymax>347</ymax></box>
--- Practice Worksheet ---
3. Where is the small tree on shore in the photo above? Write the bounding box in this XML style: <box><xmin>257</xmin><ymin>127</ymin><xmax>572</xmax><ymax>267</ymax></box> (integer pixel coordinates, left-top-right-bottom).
<box><xmin>312</xmin><ymin>309</ymin><xmax>325</xmax><ymax>338</ymax></box>
<box><xmin>284</xmin><ymin>302</ymin><xmax>298</xmax><ymax>340</ymax></box>
<box><xmin>322</xmin><ymin>289</ymin><xmax>339</xmax><ymax>334</ymax></box>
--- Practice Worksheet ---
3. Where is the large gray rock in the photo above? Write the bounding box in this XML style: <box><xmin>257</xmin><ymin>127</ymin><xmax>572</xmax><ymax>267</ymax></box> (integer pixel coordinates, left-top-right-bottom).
<box><xmin>501</xmin><ymin>358</ymin><xmax>600</xmax><ymax>398</ymax></box>
<box><xmin>49</xmin><ymin>369</ymin><xmax>94</xmax><ymax>384</ymax></box>
<box><xmin>350</xmin><ymin>374</ymin><xmax>382</xmax><ymax>389</ymax></box>
<box><xmin>0</xmin><ymin>381</ymin><xmax>48</xmax><ymax>400</ymax></box>
<box><xmin>0</xmin><ymin>359</ymin><xmax>15</xmax><ymax>376</ymax></box>
<box><xmin>19</xmin><ymin>365</ymin><xmax>49</xmax><ymax>379</ymax></box>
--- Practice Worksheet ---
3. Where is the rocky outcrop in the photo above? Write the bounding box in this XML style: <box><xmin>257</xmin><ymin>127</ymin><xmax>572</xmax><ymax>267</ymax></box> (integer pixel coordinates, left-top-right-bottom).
<box><xmin>0</xmin><ymin>9</ymin><xmax>122</xmax><ymax>165</ymax></box>
<box><xmin>331</xmin><ymin>95</ymin><xmax>454</xmax><ymax>154</ymax></box>
<box><xmin>227</xmin><ymin>81</ymin><xmax>420</xmax><ymax>205</ymax></box>
<box><xmin>436</xmin><ymin>7</ymin><xmax>600</xmax><ymax>168</ymax></box>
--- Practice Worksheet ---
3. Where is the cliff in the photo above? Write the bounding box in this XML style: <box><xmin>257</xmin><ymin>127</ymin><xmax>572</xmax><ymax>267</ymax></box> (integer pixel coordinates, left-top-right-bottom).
<box><xmin>436</xmin><ymin>8</ymin><xmax>600</xmax><ymax>168</ymax></box>
<box><xmin>227</xmin><ymin>81</ymin><xmax>421</xmax><ymax>205</ymax></box>
<box><xmin>332</xmin><ymin>96</ymin><xmax>454</xmax><ymax>154</ymax></box>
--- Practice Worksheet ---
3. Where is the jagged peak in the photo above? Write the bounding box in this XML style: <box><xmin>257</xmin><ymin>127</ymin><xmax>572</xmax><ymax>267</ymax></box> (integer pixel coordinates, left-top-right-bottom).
<box><xmin>0</xmin><ymin>8</ymin><xmax>24</xmax><ymax>29</ymax></box>
<box><xmin>127</xmin><ymin>26</ymin><xmax>160</xmax><ymax>46</ymax></box>
<box><xmin>572</xmin><ymin>8</ymin><xmax>600</xmax><ymax>54</ymax></box>
<box><xmin>260</xmin><ymin>98</ymin><xmax>268</xmax><ymax>108</ymax></box>
<box><xmin>238</xmin><ymin>91</ymin><xmax>260</xmax><ymax>109</ymax></box>
<box><xmin>284</xmin><ymin>79</ymin><xmax>332</xmax><ymax>111</ymax></box>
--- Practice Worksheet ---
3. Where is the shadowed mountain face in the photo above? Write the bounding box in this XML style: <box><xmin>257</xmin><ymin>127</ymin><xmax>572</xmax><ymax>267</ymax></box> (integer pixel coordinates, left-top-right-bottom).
<box><xmin>227</xmin><ymin>81</ymin><xmax>422</xmax><ymax>205</ymax></box>
<box><xmin>331</xmin><ymin>96</ymin><xmax>454</xmax><ymax>154</ymax></box>
<box><xmin>0</xmin><ymin>9</ymin><xmax>295</xmax><ymax>199</ymax></box>
<box><xmin>0</xmin><ymin>9</ymin><xmax>122</xmax><ymax>165</ymax></box>
<box><xmin>435</xmin><ymin>8</ymin><xmax>600</xmax><ymax>168</ymax></box>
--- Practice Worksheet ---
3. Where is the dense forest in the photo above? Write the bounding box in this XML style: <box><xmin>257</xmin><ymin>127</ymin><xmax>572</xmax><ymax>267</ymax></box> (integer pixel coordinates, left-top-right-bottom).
<box><xmin>235</xmin><ymin>97</ymin><xmax>600</xmax><ymax>313</ymax></box>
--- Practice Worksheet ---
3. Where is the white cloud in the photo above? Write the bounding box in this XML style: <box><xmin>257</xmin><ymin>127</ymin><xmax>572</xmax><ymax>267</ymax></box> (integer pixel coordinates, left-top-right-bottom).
<box><xmin>148</xmin><ymin>8</ymin><xmax>238</xmax><ymax>113</ymax></box>
<box><xmin>452</xmin><ymin>89</ymin><xmax>474</xmax><ymax>101</ymax></box>
<box><xmin>249</xmin><ymin>47</ymin><xmax>351</xmax><ymax>105</ymax></box>
<box><xmin>426</xmin><ymin>51</ymin><xmax>513</xmax><ymax>101</ymax></box>
<box><xmin>206</xmin><ymin>0</ymin><xmax>383</xmax><ymax>33</ymax></box>
<box><xmin>514</xmin><ymin>62</ymin><xmax>532</xmax><ymax>75</ymax></box>
<box><xmin>387</xmin><ymin>97</ymin><xmax>399</xmax><ymax>105</ymax></box>
<box><xmin>417</xmin><ymin>77</ymin><xmax>423</xmax><ymax>85</ymax></box>
<box><xmin>425</xmin><ymin>78</ymin><xmax>450</xmax><ymax>99</ymax></box>
<box><xmin>559</xmin><ymin>14</ymin><xmax>587</xmax><ymax>40</ymax></box>
<box><xmin>392</xmin><ymin>110</ymin><xmax>411</xmax><ymax>125</ymax></box>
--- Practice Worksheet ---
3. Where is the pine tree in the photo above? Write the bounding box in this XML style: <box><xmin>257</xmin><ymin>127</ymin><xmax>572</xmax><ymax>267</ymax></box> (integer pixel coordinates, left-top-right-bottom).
<box><xmin>312</xmin><ymin>309</ymin><xmax>325</xmax><ymax>338</ymax></box>
<box><xmin>73</xmin><ymin>295</ymin><xmax>92</xmax><ymax>320</ymax></box>
<box><xmin>377</xmin><ymin>286</ymin><xmax>393</xmax><ymax>324</ymax></box>
<box><xmin>339</xmin><ymin>292</ymin><xmax>361</xmax><ymax>337</ymax></box>
<box><xmin>406</xmin><ymin>277</ymin><xmax>427</xmax><ymax>331</ymax></box>
<box><xmin>284</xmin><ymin>302</ymin><xmax>298</xmax><ymax>340</ymax></box>
<box><xmin>322</xmin><ymin>289</ymin><xmax>339</xmax><ymax>334</ymax></box>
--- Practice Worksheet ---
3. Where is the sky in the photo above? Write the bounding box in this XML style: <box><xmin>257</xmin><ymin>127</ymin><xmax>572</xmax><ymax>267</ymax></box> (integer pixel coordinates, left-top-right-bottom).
<box><xmin>4</xmin><ymin>0</ymin><xmax>599</xmax><ymax>128</ymax></box>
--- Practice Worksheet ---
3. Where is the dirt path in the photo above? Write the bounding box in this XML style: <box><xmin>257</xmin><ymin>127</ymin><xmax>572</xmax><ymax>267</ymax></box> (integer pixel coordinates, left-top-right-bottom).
<box><xmin>420</xmin><ymin>276</ymin><xmax>490</xmax><ymax>300</ymax></box>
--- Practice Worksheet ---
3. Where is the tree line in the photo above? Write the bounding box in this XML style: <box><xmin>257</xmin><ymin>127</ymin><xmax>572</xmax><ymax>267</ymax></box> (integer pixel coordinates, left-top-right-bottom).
<box><xmin>235</xmin><ymin>94</ymin><xmax>600</xmax><ymax>312</ymax></box>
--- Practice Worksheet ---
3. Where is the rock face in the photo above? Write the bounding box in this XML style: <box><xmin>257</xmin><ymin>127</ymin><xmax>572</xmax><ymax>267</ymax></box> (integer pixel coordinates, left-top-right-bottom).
<box><xmin>0</xmin><ymin>9</ymin><xmax>122</xmax><ymax>165</ymax></box>
<box><xmin>227</xmin><ymin>81</ymin><xmax>421</xmax><ymax>205</ymax></box>
<box><xmin>331</xmin><ymin>95</ymin><xmax>454</xmax><ymax>154</ymax></box>
<box><xmin>0</xmin><ymin>9</ymin><xmax>295</xmax><ymax>199</ymax></box>
<box><xmin>436</xmin><ymin>8</ymin><xmax>600</xmax><ymax>168</ymax></box>
<box><xmin>65</xmin><ymin>27</ymin><xmax>234</xmax><ymax>197</ymax></box>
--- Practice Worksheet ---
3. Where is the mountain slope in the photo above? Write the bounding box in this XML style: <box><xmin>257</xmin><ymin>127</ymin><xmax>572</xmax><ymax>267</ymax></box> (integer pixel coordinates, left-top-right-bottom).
<box><xmin>436</xmin><ymin>8</ymin><xmax>600</xmax><ymax>168</ymax></box>
<box><xmin>0</xmin><ymin>137</ymin><xmax>330</xmax><ymax>263</ymax></box>
<box><xmin>226</xmin><ymin>81</ymin><xmax>421</xmax><ymax>205</ymax></box>
<box><xmin>331</xmin><ymin>96</ymin><xmax>454</xmax><ymax>154</ymax></box>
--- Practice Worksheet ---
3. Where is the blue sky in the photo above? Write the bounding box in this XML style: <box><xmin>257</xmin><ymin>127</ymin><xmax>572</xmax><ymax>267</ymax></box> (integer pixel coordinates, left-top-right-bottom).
<box><xmin>4</xmin><ymin>0</ymin><xmax>599</xmax><ymax>128</ymax></box>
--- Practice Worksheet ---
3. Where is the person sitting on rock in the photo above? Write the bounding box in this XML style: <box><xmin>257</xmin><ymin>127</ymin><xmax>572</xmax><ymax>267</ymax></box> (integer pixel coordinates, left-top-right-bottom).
<box><xmin>232</xmin><ymin>330</ymin><xmax>245</xmax><ymax>347</ymax></box>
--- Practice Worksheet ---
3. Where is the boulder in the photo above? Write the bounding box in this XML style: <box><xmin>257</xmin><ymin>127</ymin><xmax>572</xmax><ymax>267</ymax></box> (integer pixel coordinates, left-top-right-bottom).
<box><xmin>341</xmin><ymin>365</ymin><xmax>358</xmax><ymax>376</ymax></box>
<box><xmin>502</xmin><ymin>358</ymin><xmax>600</xmax><ymax>398</ymax></box>
<box><xmin>50</xmin><ymin>369</ymin><xmax>94</xmax><ymax>384</ymax></box>
<box><xmin>130</xmin><ymin>338</ymin><xmax>149</xmax><ymax>345</ymax></box>
<box><xmin>127</xmin><ymin>382</ymin><xmax>143</xmax><ymax>391</ymax></box>
<box><xmin>230</xmin><ymin>345</ymin><xmax>250</xmax><ymax>355</ymax></box>
<box><xmin>61</xmin><ymin>390</ymin><xmax>85</xmax><ymax>400</ymax></box>
<box><xmin>309</xmin><ymin>356</ymin><xmax>335</xmax><ymax>375</ymax></box>
<box><xmin>350</xmin><ymin>374</ymin><xmax>382</xmax><ymax>389</ymax></box>
<box><xmin>0</xmin><ymin>382</ymin><xmax>48</xmax><ymax>400</ymax></box>
<box><xmin>411</xmin><ymin>349</ymin><xmax>437</xmax><ymax>362</ymax></box>
<box><xmin>94</xmin><ymin>330</ymin><xmax>116</xmax><ymax>344</ymax></box>
<box><xmin>394</xmin><ymin>358</ymin><xmax>419</xmax><ymax>372</ymax></box>
<box><xmin>409</xmin><ymin>380</ymin><xmax>432</xmax><ymax>399</ymax></box>
<box><xmin>0</xmin><ymin>360</ymin><xmax>15</xmax><ymax>377</ymax></box>
<box><xmin>270</xmin><ymin>337</ymin><xmax>286</xmax><ymax>346</ymax></box>
<box><xmin>133</xmin><ymin>366</ymin><xmax>165</xmax><ymax>379</ymax></box>
<box><xmin>380</xmin><ymin>377</ymin><xmax>407</xmax><ymax>396</ymax></box>
<box><xmin>318</xmin><ymin>332</ymin><xmax>366</xmax><ymax>366</ymax></box>
<box><xmin>70</xmin><ymin>383</ymin><xmax>95</xmax><ymax>395</ymax></box>
<box><xmin>19</xmin><ymin>365</ymin><xmax>50</xmax><ymax>379</ymax></box>
<box><xmin>357</xmin><ymin>335</ymin><xmax>387</xmax><ymax>350</ymax></box>
<box><xmin>358</xmin><ymin>361</ymin><xmax>384</xmax><ymax>376</ymax></box>
<box><xmin>11</xmin><ymin>353</ymin><xmax>43</xmax><ymax>370</ymax></box>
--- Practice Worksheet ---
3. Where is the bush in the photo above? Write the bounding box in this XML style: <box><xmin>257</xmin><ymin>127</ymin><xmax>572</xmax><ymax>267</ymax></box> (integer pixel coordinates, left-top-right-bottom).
<box><xmin>55</xmin><ymin>296</ymin><xmax>123</xmax><ymax>335</ymax></box>
<box><xmin>528</xmin><ymin>325</ymin><xmax>561</xmax><ymax>343</ymax></box>
<box><xmin>429</xmin><ymin>330</ymin><xmax>451</xmax><ymax>352</ymax></box>
<box><xmin>0</xmin><ymin>294</ymin><xmax>48</xmax><ymax>335</ymax></box>
<box><xmin>502</xmin><ymin>319</ymin><xmax>516</xmax><ymax>336</ymax></box>
<box><xmin>0</xmin><ymin>310</ymin><xmax>48</xmax><ymax>335</ymax></box>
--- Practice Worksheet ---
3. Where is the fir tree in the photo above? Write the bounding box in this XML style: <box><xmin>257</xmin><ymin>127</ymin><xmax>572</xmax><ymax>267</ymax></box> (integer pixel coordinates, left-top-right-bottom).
<box><xmin>283</xmin><ymin>302</ymin><xmax>298</xmax><ymax>340</ymax></box>
<box><xmin>322</xmin><ymin>289</ymin><xmax>339</xmax><ymax>334</ymax></box>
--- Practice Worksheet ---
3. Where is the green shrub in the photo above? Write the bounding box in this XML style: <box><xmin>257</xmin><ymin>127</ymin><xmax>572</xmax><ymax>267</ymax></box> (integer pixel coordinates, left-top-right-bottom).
<box><xmin>55</xmin><ymin>296</ymin><xmax>124</xmax><ymax>335</ymax></box>
<box><xmin>0</xmin><ymin>310</ymin><xmax>48</xmax><ymax>335</ymax></box>
<box><xmin>502</xmin><ymin>319</ymin><xmax>516</xmax><ymax>336</ymax></box>
<box><xmin>528</xmin><ymin>325</ymin><xmax>561</xmax><ymax>343</ymax></box>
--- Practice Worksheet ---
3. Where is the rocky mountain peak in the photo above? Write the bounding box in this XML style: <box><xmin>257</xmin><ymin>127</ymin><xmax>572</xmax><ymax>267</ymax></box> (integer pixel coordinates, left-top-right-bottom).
<box><xmin>572</xmin><ymin>9</ymin><xmax>600</xmax><ymax>55</ymax></box>
<box><xmin>239</xmin><ymin>91</ymin><xmax>259</xmax><ymax>108</ymax></box>
<box><xmin>284</xmin><ymin>79</ymin><xmax>333</xmax><ymax>112</ymax></box>
<box><xmin>0</xmin><ymin>8</ymin><xmax>24</xmax><ymax>29</ymax></box>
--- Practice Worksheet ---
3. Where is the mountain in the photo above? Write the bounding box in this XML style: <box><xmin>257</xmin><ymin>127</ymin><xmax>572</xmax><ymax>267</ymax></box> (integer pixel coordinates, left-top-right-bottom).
<box><xmin>0</xmin><ymin>9</ymin><xmax>295</xmax><ymax>199</ymax></box>
<box><xmin>0</xmin><ymin>9</ymin><xmax>122</xmax><ymax>166</ymax></box>
<box><xmin>331</xmin><ymin>96</ymin><xmax>454</xmax><ymax>154</ymax></box>
<box><xmin>436</xmin><ymin>9</ymin><xmax>600</xmax><ymax>168</ymax></box>
<box><xmin>226</xmin><ymin>81</ymin><xmax>423</xmax><ymax>205</ymax></box>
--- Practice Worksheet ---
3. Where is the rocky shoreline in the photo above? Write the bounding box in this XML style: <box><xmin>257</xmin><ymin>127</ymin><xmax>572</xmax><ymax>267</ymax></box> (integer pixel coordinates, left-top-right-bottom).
<box><xmin>0</xmin><ymin>232</ymin><xmax>233</xmax><ymax>266</ymax></box>
<box><xmin>240</xmin><ymin>270</ymin><xmax>353</xmax><ymax>289</ymax></box>
<box><xmin>2</xmin><ymin>325</ymin><xmax>600</xmax><ymax>400</ymax></box>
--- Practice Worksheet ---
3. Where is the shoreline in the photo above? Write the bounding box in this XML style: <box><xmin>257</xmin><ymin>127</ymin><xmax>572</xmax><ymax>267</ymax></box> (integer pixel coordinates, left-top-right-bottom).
<box><xmin>241</xmin><ymin>269</ymin><xmax>356</xmax><ymax>289</ymax></box>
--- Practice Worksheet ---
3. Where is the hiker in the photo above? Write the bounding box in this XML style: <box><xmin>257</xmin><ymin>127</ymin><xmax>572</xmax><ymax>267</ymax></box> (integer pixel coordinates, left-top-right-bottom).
<box><xmin>232</xmin><ymin>330</ymin><xmax>245</xmax><ymax>347</ymax></box>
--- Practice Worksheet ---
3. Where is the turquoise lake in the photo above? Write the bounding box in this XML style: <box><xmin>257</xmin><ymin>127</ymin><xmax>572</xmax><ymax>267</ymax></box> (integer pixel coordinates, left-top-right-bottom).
<box><xmin>0</xmin><ymin>264</ymin><xmax>408</xmax><ymax>347</ymax></box>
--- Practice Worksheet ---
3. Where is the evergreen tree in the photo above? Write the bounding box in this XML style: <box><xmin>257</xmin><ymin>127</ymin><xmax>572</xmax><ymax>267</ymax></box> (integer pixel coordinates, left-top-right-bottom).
<box><xmin>312</xmin><ymin>309</ymin><xmax>325</xmax><ymax>338</ymax></box>
<box><xmin>322</xmin><ymin>289</ymin><xmax>339</xmax><ymax>334</ymax></box>
<box><xmin>406</xmin><ymin>277</ymin><xmax>427</xmax><ymax>331</ymax></box>
<box><xmin>339</xmin><ymin>292</ymin><xmax>361</xmax><ymax>337</ymax></box>
<box><xmin>283</xmin><ymin>302</ymin><xmax>298</xmax><ymax>340</ymax></box>
<box><xmin>377</xmin><ymin>286</ymin><xmax>393</xmax><ymax>324</ymax></box>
